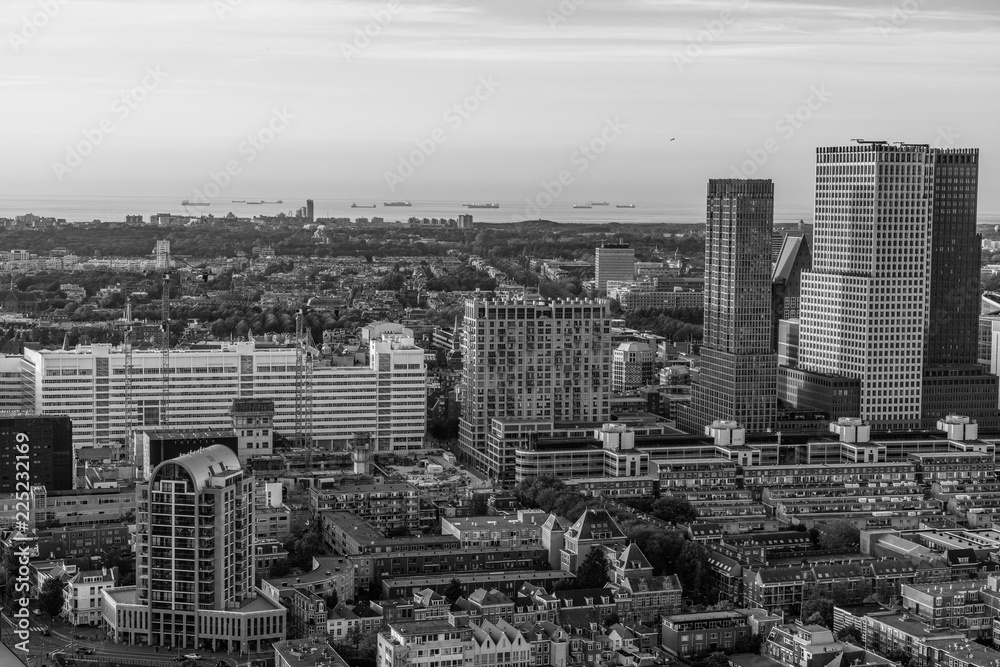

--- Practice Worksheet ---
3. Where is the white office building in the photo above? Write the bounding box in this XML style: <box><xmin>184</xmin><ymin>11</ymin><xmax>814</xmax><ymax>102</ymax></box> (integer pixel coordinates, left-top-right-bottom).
<box><xmin>18</xmin><ymin>334</ymin><xmax>427</xmax><ymax>452</ymax></box>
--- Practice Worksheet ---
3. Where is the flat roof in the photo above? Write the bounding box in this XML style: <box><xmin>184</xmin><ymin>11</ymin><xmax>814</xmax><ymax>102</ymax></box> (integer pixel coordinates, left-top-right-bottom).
<box><xmin>273</xmin><ymin>639</ymin><xmax>348</xmax><ymax>667</ymax></box>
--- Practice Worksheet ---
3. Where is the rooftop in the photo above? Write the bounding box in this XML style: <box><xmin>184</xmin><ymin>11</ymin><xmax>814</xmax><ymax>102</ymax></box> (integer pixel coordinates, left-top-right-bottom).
<box><xmin>273</xmin><ymin>638</ymin><xmax>348</xmax><ymax>667</ymax></box>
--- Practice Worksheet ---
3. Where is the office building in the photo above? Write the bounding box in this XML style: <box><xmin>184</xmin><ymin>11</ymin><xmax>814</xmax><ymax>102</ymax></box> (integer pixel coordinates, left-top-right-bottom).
<box><xmin>20</xmin><ymin>334</ymin><xmax>426</xmax><ymax>452</ymax></box>
<box><xmin>595</xmin><ymin>244</ymin><xmax>635</xmax><ymax>292</ymax></box>
<box><xmin>458</xmin><ymin>297</ymin><xmax>612</xmax><ymax>476</ymax></box>
<box><xmin>0</xmin><ymin>414</ymin><xmax>74</xmax><ymax>493</ymax></box>
<box><xmin>103</xmin><ymin>445</ymin><xmax>286</xmax><ymax>651</ymax></box>
<box><xmin>797</xmin><ymin>143</ymin><xmax>997</xmax><ymax>429</ymax></box>
<box><xmin>612</xmin><ymin>342</ymin><xmax>655</xmax><ymax>392</ymax></box>
<box><xmin>678</xmin><ymin>179</ymin><xmax>777</xmax><ymax>434</ymax></box>
<box><xmin>306</xmin><ymin>199</ymin><xmax>315</xmax><ymax>223</ymax></box>
<box><xmin>771</xmin><ymin>234</ymin><xmax>811</xmax><ymax>352</ymax></box>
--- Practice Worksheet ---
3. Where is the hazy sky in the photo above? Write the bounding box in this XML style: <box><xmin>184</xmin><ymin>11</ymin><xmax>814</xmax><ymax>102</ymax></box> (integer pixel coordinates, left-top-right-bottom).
<box><xmin>1</xmin><ymin>0</ymin><xmax>998</xmax><ymax>212</ymax></box>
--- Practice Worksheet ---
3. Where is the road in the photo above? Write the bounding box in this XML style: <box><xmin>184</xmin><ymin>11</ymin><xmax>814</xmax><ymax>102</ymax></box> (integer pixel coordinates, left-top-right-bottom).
<box><xmin>11</xmin><ymin>620</ymin><xmax>256</xmax><ymax>667</ymax></box>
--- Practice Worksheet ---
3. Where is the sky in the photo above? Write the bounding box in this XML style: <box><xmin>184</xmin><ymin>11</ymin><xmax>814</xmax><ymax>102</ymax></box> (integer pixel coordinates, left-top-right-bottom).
<box><xmin>1</xmin><ymin>0</ymin><xmax>998</xmax><ymax>213</ymax></box>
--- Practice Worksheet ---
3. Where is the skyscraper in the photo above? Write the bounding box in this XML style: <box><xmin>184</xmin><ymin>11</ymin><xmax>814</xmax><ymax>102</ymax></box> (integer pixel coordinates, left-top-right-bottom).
<box><xmin>457</xmin><ymin>297</ymin><xmax>612</xmax><ymax>476</ymax></box>
<box><xmin>306</xmin><ymin>199</ymin><xmax>315</xmax><ymax>223</ymax></box>
<box><xmin>677</xmin><ymin>179</ymin><xmax>777</xmax><ymax>434</ymax></box>
<box><xmin>105</xmin><ymin>445</ymin><xmax>286</xmax><ymax>650</ymax></box>
<box><xmin>595</xmin><ymin>244</ymin><xmax>635</xmax><ymax>292</ymax></box>
<box><xmin>797</xmin><ymin>143</ymin><xmax>997</xmax><ymax>429</ymax></box>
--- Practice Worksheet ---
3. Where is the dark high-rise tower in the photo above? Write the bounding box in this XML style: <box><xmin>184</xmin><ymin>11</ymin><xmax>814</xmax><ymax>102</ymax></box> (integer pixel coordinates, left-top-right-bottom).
<box><xmin>677</xmin><ymin>179</ymin><xmax>777</xmax><ymax>434</ymax></box>
<box><xmin>927</xmin><ymin>149</ymin><xmax>980</xmax><ymax>365</ymax></box>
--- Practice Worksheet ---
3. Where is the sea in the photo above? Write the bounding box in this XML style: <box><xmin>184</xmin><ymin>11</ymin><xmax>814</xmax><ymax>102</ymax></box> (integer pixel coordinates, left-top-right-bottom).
<box><xmin>2</xmin><ymin>195</ymin><xmax>999</xmax><ymax>228</ymax></box>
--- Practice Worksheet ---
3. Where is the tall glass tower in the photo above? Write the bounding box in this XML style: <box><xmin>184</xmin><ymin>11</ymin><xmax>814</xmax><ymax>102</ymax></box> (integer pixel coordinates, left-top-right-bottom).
<box><xmin>678</xmin><ymin>179</ymin><xmax>777</xmax><ymax>434</ymax></box>
<box><xmin>797</xmin><ymin>142</ymin><xmax>997</xmax><ymax>429</ymax></box>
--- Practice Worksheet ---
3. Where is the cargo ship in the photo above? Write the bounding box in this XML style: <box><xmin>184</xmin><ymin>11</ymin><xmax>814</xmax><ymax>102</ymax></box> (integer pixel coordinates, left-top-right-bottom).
<box><xmin>590</xmin><ymin>201</ymin><xmax>610</xmax><ymax>206</ymax></box>
<box><xmin>573</xmin><ymin>204</ymin><xmax>592</xmax><ymax>209</ymax></box>
<box><xmin>463</xmin><ymin>203</ymin><xmax>499</xmax><ymax>209</ymax></box>
<box><xmin>181</xmin><ymin>200</ymin><xmax>210</xmax><ymax>206</ymax></box>
<box><xmin>351</xmin><ymin>203</ymin><xmax>377</xmax><ymax>208</ymax></box>
<box><xmin>616</xmin><ymin>204</ymin><xmax>636</xmax><ymax>208</ymax></box>
<box><xmin>384</xmin><ymin>201</ymin><xmax>412</xmax><ymax>207</ymax></box>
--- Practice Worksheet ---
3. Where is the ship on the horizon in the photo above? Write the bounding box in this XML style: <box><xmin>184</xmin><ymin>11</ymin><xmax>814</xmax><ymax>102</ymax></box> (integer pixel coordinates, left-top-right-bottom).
<box><xmin>181</xmin><ymin>200</ymin><xmax>210</xmax><ymax>206</ymax></box>
<box><xmin>232</xmin><ymin>200</ymin><xmax>245</xmax><ymax>203</ymax></box>
<box><xmin>384</xmin><ymin>201</ymin><xmax>411</xmax><ymax>207</ymax></box>
<box><xmin>573</xmin><ymin>204</ymin><xmax>592</xmax><ymax>209</ymax></box>
<box><xmin>463</xmin><ymin>203</ymin><xmax>499</xmax><ymax>209</ymax></box>
<box><xmin>351</xmin><ymin>203</ymin><xmax>377</xmax><ymax>208</ymax></box>
<box><xmin>247</xmin><ymin>201</ymin><xmax>262</xmax><ymax>205</ymax></box>
<box><xmin>590</xmin><ymin>201</ymin><xmax>610</xmax><ymax>206</ymax></box>
<box><xmin>616</xmin><ymin>204</ymin><xmax>636</xmax><ymax>208</ymax></box>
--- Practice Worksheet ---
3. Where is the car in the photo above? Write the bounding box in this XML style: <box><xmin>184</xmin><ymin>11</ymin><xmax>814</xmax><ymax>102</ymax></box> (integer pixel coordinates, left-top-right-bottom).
<box><xmin>184</xmin><ymin>654</ymin><xmax>203</xmax><ymax>661</ymax></box>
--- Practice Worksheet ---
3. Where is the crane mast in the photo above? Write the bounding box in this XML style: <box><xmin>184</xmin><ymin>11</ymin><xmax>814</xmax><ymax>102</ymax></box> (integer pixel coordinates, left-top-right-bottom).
<box><xmin>294</xmin><ymin>309</ymin><xmax>315</xmax><ymax>466</ymax></box>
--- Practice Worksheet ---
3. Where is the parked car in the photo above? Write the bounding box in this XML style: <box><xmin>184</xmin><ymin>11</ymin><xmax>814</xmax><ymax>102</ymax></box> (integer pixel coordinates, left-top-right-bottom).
<box><xmin>184</xmin><ymin>654</ymin><xmax>203</xmax><ymax>661</ymax></box>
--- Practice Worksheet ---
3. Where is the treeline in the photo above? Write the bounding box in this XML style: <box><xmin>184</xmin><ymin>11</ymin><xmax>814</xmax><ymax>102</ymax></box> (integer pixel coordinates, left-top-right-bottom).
<box><xmin>3</xmin><ymin>304</ymin><xmax>367</xmax><ymax>348</ymax></box>
<box><xmin>424</xmin><ymin>265</ymin><xmax>497</xmax><ymax>292</ymax></box>
<box><xmin>1</xmin><ymin>221</ymin><xmax>705</xmax><ymax>264</ymax></box>
<box><xmin>623</xmin><ymin>306</ymin><xmax>704</xmax><ymax>341</ymax></box>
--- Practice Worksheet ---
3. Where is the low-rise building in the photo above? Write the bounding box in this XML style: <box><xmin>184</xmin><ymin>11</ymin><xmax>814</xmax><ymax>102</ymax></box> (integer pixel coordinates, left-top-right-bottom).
<box><xmin>65</xmin><ymin>566</ymin><xmax>118</xmax><ymax>626</ymax></box>
<box><xmin>661</xmin><ymin>610</ymin><xmax>753</xmax><ymax>657</ymax></box>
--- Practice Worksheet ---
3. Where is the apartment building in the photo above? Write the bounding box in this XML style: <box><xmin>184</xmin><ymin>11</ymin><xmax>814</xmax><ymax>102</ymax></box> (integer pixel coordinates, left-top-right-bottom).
<box><xmin>458</xmin><ymin>298</ymin><xmax>612</xmax><ymax>476</ymax></box>
<box><xmin>103</xmin><ymin>445</ymin><xmax>286</xmax><ymax>652</ymax></box>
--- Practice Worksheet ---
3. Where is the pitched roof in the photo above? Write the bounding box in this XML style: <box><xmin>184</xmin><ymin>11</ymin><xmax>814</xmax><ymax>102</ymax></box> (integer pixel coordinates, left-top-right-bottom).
<box><xmin>617</xmin><ymin>543</ymin><xmax>652</xmax><ymax>571</ymax></box>
<box><xmin>565</xmin><ymin>509</ymin><xmax>625</xmax><ymax>541</ymax></box>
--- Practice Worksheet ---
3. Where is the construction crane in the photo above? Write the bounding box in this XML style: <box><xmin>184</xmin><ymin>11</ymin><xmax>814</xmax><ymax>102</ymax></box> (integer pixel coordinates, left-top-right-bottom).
<box><xmin>158</xmin><ymin>250</ymin><xmax>214</xmax><ymax>428</ymax></box>
<box><xmin>294</xmin><ymin>308</ymin><xmax>316</xmax><ymax>466</ymax></box>
<box><xmin>113</xmin><ymin>297</ymin><xmax>137</xmax><ymax>460</ymax></box>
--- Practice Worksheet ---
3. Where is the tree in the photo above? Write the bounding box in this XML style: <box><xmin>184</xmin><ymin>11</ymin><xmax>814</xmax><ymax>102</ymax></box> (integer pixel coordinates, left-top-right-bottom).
<box><xmin>733</xmin><ymin>634</ymin><xmax>762</xmax><ymax>655</ymax></box>
<box><xmin>675</xmin><ymin>541</ymin><xmax>710</xmax><ymax>603</ymax></box>
<box><xmin>816</xmin><ymin>520</ymin><xmax>860</xmax><ymax>550</ymax></box>
<box><xmin>39</xmin><ymin>577</ymin><xmax>66</xmax><ymax>622</ymax></box>
<box><xmin>574</xmin><ymin>548</ymin><xmax>609</xmax><ymax>589</ymax></box>
<box><xmin>800</xmin><ymin>593</ymin><xmax>834</xmax><ymax>628</ymax></box>
<box><xmin>324</xmin><ymin>590</ymin><xmax>339</xmax><ymax>609</ymax></box>
<box><xmin>837</xmin><ymin>627</ymin><xmax>861</xmax><ymax>644</ymax></box>
<box><xmin>443</xmin><ymin>578</ymin><xmax>465</xmax><ymax>603</ymax></box>
<box><xmin>650</xmin><ymin>496</ymin><xmax>698</xmax><ymax>525</ymax></box>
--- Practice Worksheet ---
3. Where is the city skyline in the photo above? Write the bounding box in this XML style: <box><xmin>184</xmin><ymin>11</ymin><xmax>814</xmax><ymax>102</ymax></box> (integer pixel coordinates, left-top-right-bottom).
<box><xmin>0</xmin><ymin>0</ymin><xmax>997</xmax><ymax>214</ymax></box>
